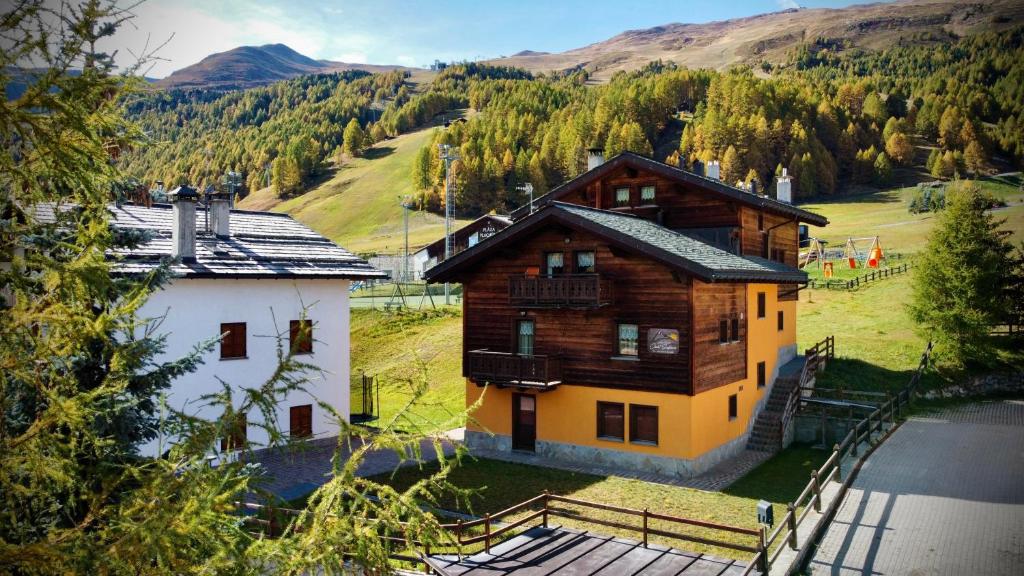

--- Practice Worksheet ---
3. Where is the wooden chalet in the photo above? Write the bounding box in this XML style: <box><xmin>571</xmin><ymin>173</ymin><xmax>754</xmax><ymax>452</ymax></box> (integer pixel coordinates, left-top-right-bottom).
<box><xmin>425</xmin><ymin>152</ymin><xmax>828</xmax><ymax>478</ymax></box>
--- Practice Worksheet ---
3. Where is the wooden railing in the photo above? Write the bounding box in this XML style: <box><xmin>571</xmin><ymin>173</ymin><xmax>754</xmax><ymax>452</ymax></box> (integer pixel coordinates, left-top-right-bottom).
<box><xmin>466</xmin><ymin>349</ymin><xmax>562</xmax><ymax>387</ymax></box>
<box><xmin>778</xmin><ymin>336</ymin><xmax>835</xmax><ymax>450</ymax></box>
<box><xmin>749</xmin><ymin>340</ymin><xmax>933</xmax><ymax>575</ymax></box>
<box><xmin>508</xmin><ymin>274</ymin><xmax>614</xmax><ymax>308</ymax></box>
<box><xmin>239</xmin><ymin>493</ymin><xmax>767</xmax><ymax>573</ymax></box>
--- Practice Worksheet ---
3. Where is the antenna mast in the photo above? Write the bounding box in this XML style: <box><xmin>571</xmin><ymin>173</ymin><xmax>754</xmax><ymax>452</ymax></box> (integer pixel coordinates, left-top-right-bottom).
<box><xmin>438</xmin><ymin>143</ymin><xmax>459</xmax><ymax>305</ymax></box>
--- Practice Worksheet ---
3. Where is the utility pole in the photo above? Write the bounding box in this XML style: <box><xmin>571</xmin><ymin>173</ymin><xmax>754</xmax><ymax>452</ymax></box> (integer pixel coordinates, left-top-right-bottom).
<box><xmin>517</xmin><ymin>182</ymin><xmax>534</xmax><ymax>214</ymax></box>
<box><xmin>438</xmin><ymin>143</ymin><xmax>459</xmax><ymax>305</ymax></box>
<box><xmin>221</xmin><ymin>171</ymin><xmax>241</xmax><ymax>207</ymax></box>
<box><xmin>399</xmin><ymin>196</ymin><xmax>413</xmax><ymax>284</ymax></box>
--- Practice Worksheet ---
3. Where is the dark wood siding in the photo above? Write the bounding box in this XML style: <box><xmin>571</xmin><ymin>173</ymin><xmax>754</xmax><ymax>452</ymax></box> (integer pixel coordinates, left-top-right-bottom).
<box><xmin>692</xmin><ymin>281</ymin><xmax>747</xmax><ymax>393</ymax></box>
<box><xmin>462</xmin><ymin>227</ymin><xmax>693</xmax><ymax>394</ymax></box>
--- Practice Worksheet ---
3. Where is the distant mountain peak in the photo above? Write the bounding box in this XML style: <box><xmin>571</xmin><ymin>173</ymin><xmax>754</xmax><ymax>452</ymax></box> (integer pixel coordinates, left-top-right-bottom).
<box><xmin>156</xmin><ymin>43</ymin><xmax>409</xmax><ymax>91</ymax></box>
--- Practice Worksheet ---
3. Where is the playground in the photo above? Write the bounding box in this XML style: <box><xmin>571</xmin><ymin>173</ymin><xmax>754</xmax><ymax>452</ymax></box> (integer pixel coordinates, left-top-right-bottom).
<box><xmin>799</xmin><ymin>235</ymin><xmax>899</xmax><ymax>283</ymax></box>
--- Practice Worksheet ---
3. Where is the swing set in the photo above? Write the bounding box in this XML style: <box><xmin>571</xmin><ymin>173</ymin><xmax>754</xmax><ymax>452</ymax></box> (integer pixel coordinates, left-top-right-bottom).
<box><xmin>800</xmin><ymin>236</ymin><xmax>885</xmax><ymax>278</ymax></box>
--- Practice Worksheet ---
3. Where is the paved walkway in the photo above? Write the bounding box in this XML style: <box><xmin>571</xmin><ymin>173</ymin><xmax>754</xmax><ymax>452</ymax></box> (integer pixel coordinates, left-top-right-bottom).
<box><xmin>470</xmin><ymin>446</ymin><xmax>773</xmax><ymax>491</ymax></box>
<box><xmin>251</xmin><ymin>432</ymin><xmax>458</xmax><ymax>500</ymax></box>
<box><xmin>807</xmin><ymin>400</ymin><xmax>1024</xmax><ymax>576</ymax></box>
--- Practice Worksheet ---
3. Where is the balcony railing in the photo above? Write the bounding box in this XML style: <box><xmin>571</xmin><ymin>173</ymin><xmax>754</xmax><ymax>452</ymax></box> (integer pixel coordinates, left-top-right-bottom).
<box><xmin>508</xmin><ymin>274</ymin><xmax>613</xmax><ymax>308</ymax></box>
<box><xmin>466</xmin><ymin>350</ymin><xmax>562</xmax><ymax>388</ymax></box>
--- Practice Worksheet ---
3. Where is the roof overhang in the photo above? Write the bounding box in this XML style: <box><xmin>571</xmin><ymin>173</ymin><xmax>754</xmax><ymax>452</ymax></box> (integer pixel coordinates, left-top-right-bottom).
<box><xmin>425</xmin><ymin>203</ymin><xmax>807</xmax><ymax>285</ymax></box>
<box><xmin>509</xmin><ymin>153</ymin><xmax>829</xmax><ymax>227</ymax></box>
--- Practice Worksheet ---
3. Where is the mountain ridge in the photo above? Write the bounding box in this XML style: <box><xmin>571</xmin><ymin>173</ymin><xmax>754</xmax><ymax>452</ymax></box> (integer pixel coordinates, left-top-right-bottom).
<box><xmin>155</xmin><ymin>43</ymin><xmax>412</xmax><ymax>90</ymax></box>
<box><xmin>488</xmin><ymin>0</ymin><xmax>1024</xmax><ymax>80</ymax></box>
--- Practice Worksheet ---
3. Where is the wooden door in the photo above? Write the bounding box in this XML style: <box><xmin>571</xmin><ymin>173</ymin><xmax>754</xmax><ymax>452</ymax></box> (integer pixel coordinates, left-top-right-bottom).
<box><xmin>512</xmin><ymin>394</ymin><xmax>536</xmax><ymax>452</ymax></box>
<box><xmin>290</xmin><ymin>404</ymin><xmax>312</xmax><ymax>438</ymax></box>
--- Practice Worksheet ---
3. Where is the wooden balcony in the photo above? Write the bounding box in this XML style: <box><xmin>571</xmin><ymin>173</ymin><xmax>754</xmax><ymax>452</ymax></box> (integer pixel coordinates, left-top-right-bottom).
<box><xmin>508</xmin><ymin>274</ymin><xmax>614</xmax><ymax>308</ymax></box>
<box><xmin>466</xmin><ymin>350</ymin><xmax>562</xmax><ymax>389</ymax></box>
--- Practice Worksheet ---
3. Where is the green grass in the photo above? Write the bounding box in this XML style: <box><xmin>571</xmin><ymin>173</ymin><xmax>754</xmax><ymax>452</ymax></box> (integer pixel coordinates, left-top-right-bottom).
<box><xmin>368</xmin><ymin>445</ymin><xmax>828</xmax><ymax>559</ymax></box>
<box><xmin>238</xmin><ymin>120</ymin><xmax>472</xmax><ymax>255</ymax></box>
<box><xmin>349</xmin><ymin>308</ymin><xmax>465</xmax><ymax>431</ymax></box>
<box><xmin>799</xmin><ymin>176</ymin><xmax>1024</xmax><ymax>254</ymax></box>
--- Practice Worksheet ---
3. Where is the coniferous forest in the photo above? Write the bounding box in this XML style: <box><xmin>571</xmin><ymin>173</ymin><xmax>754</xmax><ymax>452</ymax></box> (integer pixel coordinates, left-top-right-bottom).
<box><xmin>122</xmin><ymin>26</ymin><xmax>1024</xmax><ymax>218</ymax></box>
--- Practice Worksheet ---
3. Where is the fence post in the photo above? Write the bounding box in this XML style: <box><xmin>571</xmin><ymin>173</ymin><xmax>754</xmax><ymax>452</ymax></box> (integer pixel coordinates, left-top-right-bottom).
<box><xmin>484</xmin><ymin>513</ymin><xmax>491</xmax><ymax>553</ymax></box>
<box><xmin>542</xmin><ymin>491</ymin><xmax>549</xmax><ymax>528</ymax></box>
<box><xmin>787</xmin><ymin>503</ymin><xmax>798</xmax><ymax>550</ymax></box>
<box><xmin>811</xmin><ymin>470</ymin><xmax>822</xmax><ymax>513</ymax></box>
<box><xmin>851</xmin><ymin>421</ymin><xmax>859</xmax><ymax>457</ymax></box>
<box><xmin>834</xmin><ymin>443</ymin><xmax>842</xmax><ymax>480</ymax></box>
<box><xmin>423</xmin><ymin>544</ymin><xmax>431</xmax><ymax>573</ymax></box>
<box><xmin>642</xmin><ymin>508</ymin><xmax>649</xmax><ymax>548</ymax></box>
<box><xmin>758</xmin><ymin>526</ymin><xmax>769</xmax><ymax>573</ymax></box>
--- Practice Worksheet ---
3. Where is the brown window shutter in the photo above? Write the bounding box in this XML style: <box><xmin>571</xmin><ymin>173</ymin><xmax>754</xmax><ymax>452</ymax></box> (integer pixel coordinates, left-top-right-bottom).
<box><xmin>290</xmin><ymin>404</ymin><xmax>313</xmax><ymax>438</ymax></box>
<box><xmin>289</xmin><ymin>319</ymin><xmax>313</xmax><ymax>355</ymax></box>
<box><xmin>220</xmin><ymin>322</ymin><xmax>246</xmax><ymax>359</ymax></box>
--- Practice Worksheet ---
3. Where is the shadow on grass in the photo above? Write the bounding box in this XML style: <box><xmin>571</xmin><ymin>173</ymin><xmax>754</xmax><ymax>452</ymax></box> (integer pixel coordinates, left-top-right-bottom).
<box><xmin>813</xmin><ymin>357</ymin><xmax>936</xmax><ymax>394</ymax></box>
<box><xmin>366</xmin><ymin>456</ymin><xmax>605</xmax><ymax>516</ymax></box>
<box><xmin>363</xmin><ymin>146</ymin><xmax>396</xmax><ymax>160</ymax></box>
<box><xmin>725</xmin><ymin>444</ymin><xmax>830</xmax><ymax>505</ymax></box>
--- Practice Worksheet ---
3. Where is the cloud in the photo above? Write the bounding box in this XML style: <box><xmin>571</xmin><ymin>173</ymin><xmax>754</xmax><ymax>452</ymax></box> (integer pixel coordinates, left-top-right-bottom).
<box><xmin>332</xmin><ymin>52</ymin><xmax>368</xmax><ymax>64</ymax></box>
<box><xmin>776</xmin><ymin>0</ymin><xmax>800</xmax><ymax>9</ymax></box>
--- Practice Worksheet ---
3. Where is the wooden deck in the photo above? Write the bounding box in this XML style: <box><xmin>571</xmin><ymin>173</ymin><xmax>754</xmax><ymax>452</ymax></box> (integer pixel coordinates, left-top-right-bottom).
<box><xmin>424</xmin><ymin>526</ymin><xmax>758</xmax><ymax>576</ymax></box>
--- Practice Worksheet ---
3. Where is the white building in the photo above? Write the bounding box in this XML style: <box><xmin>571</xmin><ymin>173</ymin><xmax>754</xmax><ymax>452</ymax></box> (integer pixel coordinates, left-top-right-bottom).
<box><xmin>95</xmin><ymin>187</ymin><xmax>384</xmax><ymax>455</ymax></box>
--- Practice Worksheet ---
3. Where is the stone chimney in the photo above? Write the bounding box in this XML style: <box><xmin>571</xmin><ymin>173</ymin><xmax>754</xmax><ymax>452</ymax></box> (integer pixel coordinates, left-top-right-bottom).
<box><xmin>587</xmin><ymin>147</ymin><xmax>605</xmax><ymax>171</ymax></box>
<box><xmin>209</xmin><ymin>191</ymin><xmax>231</xmax><ymax>239</ymax></box>
<box><xmin>168</xmin><ymin>185</ymin><xmax>199</xmax><ymax>262</ymax></box>
<box><xmin>706</xmin><ymin>160</ymin><xmax>720</xmax><ymax>180</ymax></box>
<box><xmin>776</xmin><ymin>168</ymin><xmax>792</xmax><ymax>204</ymax></box>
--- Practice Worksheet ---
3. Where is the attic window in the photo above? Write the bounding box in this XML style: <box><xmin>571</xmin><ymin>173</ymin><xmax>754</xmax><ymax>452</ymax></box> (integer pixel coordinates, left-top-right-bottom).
<box><xmin>615</xmin><ymin>187</ymin><xmax>630</xmax><ymax>207</ymax></box>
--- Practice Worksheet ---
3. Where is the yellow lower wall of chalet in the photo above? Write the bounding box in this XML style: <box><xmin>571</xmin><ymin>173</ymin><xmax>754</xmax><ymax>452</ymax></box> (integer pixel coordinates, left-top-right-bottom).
<box><xmin>466</xmin><ymin>283</ymin><xmax>799</xmax><ymax>461</ymax></box>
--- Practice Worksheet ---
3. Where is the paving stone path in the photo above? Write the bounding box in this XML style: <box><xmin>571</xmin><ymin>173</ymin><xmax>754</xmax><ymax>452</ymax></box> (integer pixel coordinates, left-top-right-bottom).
<box><xmin>807</xmin><ymin>400</ymin><xmax>1024</xmax><ymax>576</ymax></box>
<box><xmin>251</xmin><ymin>432</ymin><xmax>458</xmax><ymax>500</ymax></box>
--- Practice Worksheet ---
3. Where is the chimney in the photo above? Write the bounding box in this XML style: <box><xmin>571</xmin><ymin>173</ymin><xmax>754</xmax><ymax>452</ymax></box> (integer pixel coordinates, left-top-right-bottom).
<box><xmin>750</xmin><ymin>180</ymin><xmax>759</xmax><ymax>196</ymax></box>
<box><xmin>777</xmin><ymin>168</ymin><xmax>792</xmax><ymax>204</ymax></box>
<box><xmin>168</xmin><ymin>185</ymin><xmax>199</xmax><ymax>262</ymax></box>
<box><xmin>209</xmin><ymin>191</ymin><xmax>231</xmax><ymax>239</ymax></box>
<box><xmin>706</xmin><ymin>160</ymin><xmax>720</xmax><ymax>180</ymax></box>
<box><xmin>587</xmin><ymin>147</ymin><xmax>605</xmax><ymax>171</ymax></box>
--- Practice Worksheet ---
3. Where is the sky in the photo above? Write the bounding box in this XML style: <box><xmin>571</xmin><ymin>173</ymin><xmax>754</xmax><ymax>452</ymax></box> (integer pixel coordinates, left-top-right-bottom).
<box><xmin>107</xmin><ymin>0</ymin><xmax>883</xmax><ymax>78</ymax></box>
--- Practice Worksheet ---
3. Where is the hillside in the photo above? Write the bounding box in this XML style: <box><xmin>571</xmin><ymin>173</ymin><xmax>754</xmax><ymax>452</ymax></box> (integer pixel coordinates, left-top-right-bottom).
<box><xmin>238</xmin><ymin>121</ymin><xmax>471</xmax><ymax>255</ymax></box>
<box><xmin>489</xmin><ymin>0</ymin><xmax>1024</xmax><ymax>80</ymax></box>
<box><xmin>155</xmin><ymin>43</ymin><xmax>410</xmax><ymax>90</ymax></box>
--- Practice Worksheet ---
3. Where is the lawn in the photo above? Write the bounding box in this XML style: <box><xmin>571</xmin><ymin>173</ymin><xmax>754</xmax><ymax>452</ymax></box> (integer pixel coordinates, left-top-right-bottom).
<box><xmin>799</xmin><ymin>175</ymin><xmax>1024</xmax><ymax>254</ymax></box>
<box><xmin>368</xmin><ymin>445</ymin><xmax>829</xmax><ymax>560</ymax></box>
<box><xmin>349</xmin><ymin>308</ymin><xmax>465</xmax><ymax>432</ymax></box>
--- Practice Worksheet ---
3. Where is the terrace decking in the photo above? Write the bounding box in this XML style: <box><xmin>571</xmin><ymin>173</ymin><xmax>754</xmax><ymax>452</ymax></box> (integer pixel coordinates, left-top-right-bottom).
<box><xmin>424</xmin><ymin>526</ymin><xmax>757</xmax><ymax>576</ymax></box>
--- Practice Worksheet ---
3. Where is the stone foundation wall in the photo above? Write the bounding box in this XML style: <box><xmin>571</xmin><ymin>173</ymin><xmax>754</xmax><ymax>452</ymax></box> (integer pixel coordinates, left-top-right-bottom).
<box><xmin>922</xmin><ymin>371</ymin><xmax>1024</xmax><ymax>400</ymax></box>
<box><xmin>465</xmin><ymin>429</ymin><xmax>749</xmax><ymax>479</ymax></box>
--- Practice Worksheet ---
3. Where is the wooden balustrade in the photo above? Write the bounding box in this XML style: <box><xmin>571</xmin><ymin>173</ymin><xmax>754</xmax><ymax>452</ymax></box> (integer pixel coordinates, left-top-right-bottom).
<box><xmin>508</xmin><ymin>274</ymin><xmax>613</xmax><ymax>308</ymax></box>
<box><xmin>466</xmin><ymin>349</ymin><xmax>562</xmax><ymax>387</ymax></box>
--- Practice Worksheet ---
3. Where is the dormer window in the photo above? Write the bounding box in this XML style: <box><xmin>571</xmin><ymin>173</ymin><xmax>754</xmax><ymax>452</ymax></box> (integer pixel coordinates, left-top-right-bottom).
<box><xmin>615</xmin><ymin>187</ymin><xmax>630</xmax><ymax>207</ymax></box>
<box><xmin>640</xmin><ymin>185</ymin><xmax>656</xmax><ymax>203</ymax></box>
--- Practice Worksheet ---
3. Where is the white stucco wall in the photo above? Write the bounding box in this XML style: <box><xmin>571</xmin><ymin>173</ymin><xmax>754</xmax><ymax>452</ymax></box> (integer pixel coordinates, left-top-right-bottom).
<box><xmin>137</xmin><ymin>277</ymin><xmax>350</xmax><ymax>456</ymax></box>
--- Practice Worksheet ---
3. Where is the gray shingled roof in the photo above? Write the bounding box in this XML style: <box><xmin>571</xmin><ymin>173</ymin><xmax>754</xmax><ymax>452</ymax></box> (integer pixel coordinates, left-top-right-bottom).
<box><xmin>556</xmin><ymin>204</ymin><xmax>807</xmax><ymax>282</ymax></box>
<box><xmin>425</xmin><ymin>201</ymin><xmax>808</xmax><ymax>284</ymax></box>
<box><xmin>36</xmin><ymin>203</ymin><xmax>386</xmax><ymax>280</ymax></box>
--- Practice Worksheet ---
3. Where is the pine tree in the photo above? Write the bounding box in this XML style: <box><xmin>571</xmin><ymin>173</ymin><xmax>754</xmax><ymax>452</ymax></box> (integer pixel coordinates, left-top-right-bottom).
<box><xmin>910</xmin><ymin>182</ymin><xmax>1014</xmax><ymax>364</ymax></box>
<box><xmin>964</xmin><ymin>139</ymin><xmax>987</xmax><ymax>175</ymax></box>
<box><xmin>885</xmin><ymin>132</ymin><xmax>914</xmax><ymax>166</ymax></box>
<box><xmin>343</xmin><ymin>118</ymin><xmax>367</xmax><ymax>157</ymax></box>
<box><xmin>720</xmin><ymin>145</ymin><xmax>742</xmax><ymax>185</ymax></box>
<box><xmin>873</xmin><ymin>151</ymin><xmax>892</xmax><ymax>185</ymax></box>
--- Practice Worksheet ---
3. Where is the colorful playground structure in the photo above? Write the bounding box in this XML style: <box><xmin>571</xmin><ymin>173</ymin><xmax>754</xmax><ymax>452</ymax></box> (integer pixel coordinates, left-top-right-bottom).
<box><xmin>800</xmin><ymin>236</ymin><xmax>885</xmax><ymax>277</ymax></box>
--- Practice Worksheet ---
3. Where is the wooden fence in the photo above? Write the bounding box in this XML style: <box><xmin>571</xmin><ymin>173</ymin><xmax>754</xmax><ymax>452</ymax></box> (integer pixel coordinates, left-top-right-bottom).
<box><xmin>743</xmin><ymin>340</ymin><xmax>934</xmax><ymax>575</ymax></box>
<box><xmin>238</xmin><ymin>492</ymin><xmax>764</xmax><ymax>573</ymax></box>
<box><xmin>808</xmin><ymin>262</ymin><xmax>910</xmax><ymax>290</ymax></box>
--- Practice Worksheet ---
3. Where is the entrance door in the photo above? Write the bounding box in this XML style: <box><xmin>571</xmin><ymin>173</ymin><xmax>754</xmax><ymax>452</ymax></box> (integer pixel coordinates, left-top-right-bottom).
<box><xmin>512</xmin><ymin>394</ymin><xmax>536</xmax><ymax>452</ymax></box>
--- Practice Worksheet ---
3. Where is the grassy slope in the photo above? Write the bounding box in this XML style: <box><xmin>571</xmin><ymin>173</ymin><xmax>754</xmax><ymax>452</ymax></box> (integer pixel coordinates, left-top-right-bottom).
<box><xmin>238</xmin><ymin>125</ymin><xmax>471</xmax><ymax>255</ymax></box>
<box><xmin>349</xmin><ymin>308</ymin><xmax>464</xmax><ymax>431</ymax></box>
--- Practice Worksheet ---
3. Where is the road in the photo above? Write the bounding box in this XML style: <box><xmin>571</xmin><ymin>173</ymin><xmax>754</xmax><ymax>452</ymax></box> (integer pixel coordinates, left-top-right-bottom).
<box><xmin>808</xmin><ymin>400</ymin><xmax>1024</xmax><ymax>575</ymax></box>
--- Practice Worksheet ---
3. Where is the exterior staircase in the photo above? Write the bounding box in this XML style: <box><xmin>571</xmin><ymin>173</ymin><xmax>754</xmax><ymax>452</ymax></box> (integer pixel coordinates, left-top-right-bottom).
<box><xmin>746</xmin><ymin>357</ymin><xmax>804</xmax><ymax>453</ymax></box>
